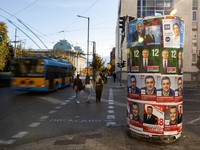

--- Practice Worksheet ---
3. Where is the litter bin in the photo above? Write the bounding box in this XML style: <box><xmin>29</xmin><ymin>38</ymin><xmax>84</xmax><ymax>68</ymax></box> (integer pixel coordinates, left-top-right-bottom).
<box><xmin>126</xmin><ymin>15</ymin><xmax>184</xmax><ymax>143</ymax></box>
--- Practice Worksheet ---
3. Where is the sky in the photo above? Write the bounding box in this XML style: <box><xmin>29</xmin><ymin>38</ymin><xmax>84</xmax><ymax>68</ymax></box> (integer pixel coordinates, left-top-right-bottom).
<box><xmin>0</xmin><ymin>0</ymin><xmax>118</xmax><ymax>63</ymax></box>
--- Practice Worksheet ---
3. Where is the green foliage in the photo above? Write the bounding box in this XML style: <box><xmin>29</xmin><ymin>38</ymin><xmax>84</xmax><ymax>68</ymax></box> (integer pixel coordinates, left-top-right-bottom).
<box><xmin>0</xmin><ymin>22</ymin><xmax>9</xmax><ymax>71</ymax></box>
<box><xmin>90</xmin><ymin>54</ymin><xmax>106</xmax><ymax>72</ymax></box>
<box><xmin>56</xmin><ymin>54</ymin><xmax>74</xmax><ymax>65</ymax></box>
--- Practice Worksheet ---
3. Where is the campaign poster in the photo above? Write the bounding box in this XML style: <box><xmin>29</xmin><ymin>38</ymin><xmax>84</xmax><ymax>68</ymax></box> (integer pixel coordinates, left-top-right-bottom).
<box><xmin>177</xmin><ymin>103</ymin><xmax>183</xmax><ymax>132</ymax></box>
<box><xmin>127</xmin><ymin>48</ymin><xmax>131</xmax><ymax>73</ymax></box>
<box><xmin>177</xmin><ymin>49</ymin><xmax>183</xmax><ymax>75</ymax></box>
<box><xmin>143</xmin><ymin>17</ymin><xmax>163</xmax><ymax>46</ymax></box>
<box><xmin>156</xmin><ymin>75</ymin><xmax>175</xmax><ymax>103</ymax></box>
<box><xmin>175</xmin><ymin>75</ymin><xmax>183</xmax><ymax>102</ymax></box>
<box><xmin>164</xmin><ymin>105</ymin><xmax>178</xmax><ymax>135</ymax></box>
<box><xmin>127</xmin><ymin>100</ymin><xmax>131</xmax><ymax>127</ymax></box>
<box><xmin>140</xmin><ymin>46</ymin><xmax>161</xmax><ymax>73</ymax></box>
<box><xmin>129</xmin><ymin>20</ymin><xmax>144</xmax><ymax>47</ymax></box>
<box><xmin>127</xmin><ymin>73</ymin><xmax>141</xmax><ymax>100</ymax></box>
<box><xmin>163</xmin><ymin>18</ymin><xmax>181</xmax><ymax>48</ymax></box>
<box><xmin>180</xmin><ymin>20</ymin><xmax>185</xmax><ymax>48</ymax></box>
<box><xmin>143</xmin><ymin>104</ymin><xmax>164</xmax><ymax>134</ymax></box>
<box><xmin>160</xmin><ymin>48</ymin><xmax>178</xmax><ymax>74</ymax></box>
<box><xmin>129</xmin><ymin>101</ymin><xmax>144</xmax><ymax>133</ymax></box>
<box><xmin>126</xmin><ymin>23</ymin><xmax>130</xmax><ymax>48</ymax></box>
<box><xmin>140</xmin><ymin>74</ymin><xmax>158</xmax><ymax>101</ymax></box>
<box><xmin>130</xmin><ymin>47</ymin><xmax>141</xmax><ymax>73</ymax></box>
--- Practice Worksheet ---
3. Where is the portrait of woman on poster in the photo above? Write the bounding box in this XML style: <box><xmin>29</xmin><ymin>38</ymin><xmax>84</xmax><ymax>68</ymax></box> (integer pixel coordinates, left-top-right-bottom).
<box><xmin>171</xmin><ymin>23</ymin><xmax>180</xmax><ymax>48</ymax></box>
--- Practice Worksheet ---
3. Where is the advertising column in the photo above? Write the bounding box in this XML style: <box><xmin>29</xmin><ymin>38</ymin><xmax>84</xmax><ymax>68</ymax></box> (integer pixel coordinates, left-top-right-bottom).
<box><xmin>126</xmin><ymin>16</ymin><xmax>184</xmax><ymax>140</ymax></box>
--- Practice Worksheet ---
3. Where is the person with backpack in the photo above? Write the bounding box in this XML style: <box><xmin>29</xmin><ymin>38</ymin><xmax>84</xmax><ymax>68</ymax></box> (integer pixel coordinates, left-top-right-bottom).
<box><xmin>95</xmin><ymin>74</ymin><xmax>104</xmax><ymax>102</ymax></box>
<box><xmin>73</xmin><ymin>74</ymin><xmax>83</xmax><ymax>103</ymax></box>
<box><xmin>84</xmin><ymin>75</ymin><xmax>93</xmax><ymax>103</ymax></box>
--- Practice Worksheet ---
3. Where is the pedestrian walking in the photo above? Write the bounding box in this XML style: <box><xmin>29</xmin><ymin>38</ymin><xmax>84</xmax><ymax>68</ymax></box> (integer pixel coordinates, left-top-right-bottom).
<box><xmin>73</xmin><ymin>74</ymin><xmax>83</xmax><ymax>103</ymax></box>
<box><xmin>105</xmin><ymin>72</ymin><xmax>108</xmax><ymax>83</ymax></box>
<box><xmin>95</xmin><ymin>74</ymin><xmax>104</xmax><ymax>102</ymax></box>
<box><xmin>84</xmin><ymin>75</ymin><xmax>93</xmax><ymax>103</ymax></box>
<box><xmin>113</xmin><ymin>72</ymin><xmax>116</xmax><ymax>83</ymax></box>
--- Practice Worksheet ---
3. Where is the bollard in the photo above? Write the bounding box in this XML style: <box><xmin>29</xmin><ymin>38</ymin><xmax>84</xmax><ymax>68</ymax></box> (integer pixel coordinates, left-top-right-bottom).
<box><xmin>126</xmin><ymin>15</ymin><xmax>184</xmax><ymax>143</ymax></box>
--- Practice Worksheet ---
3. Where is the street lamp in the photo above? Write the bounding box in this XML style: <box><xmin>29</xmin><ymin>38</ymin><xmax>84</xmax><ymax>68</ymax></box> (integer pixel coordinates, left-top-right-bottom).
<box><xmin>77</xmin><ymin>15</ymin><xmax>90</xmax><ymax>76</ymax></box>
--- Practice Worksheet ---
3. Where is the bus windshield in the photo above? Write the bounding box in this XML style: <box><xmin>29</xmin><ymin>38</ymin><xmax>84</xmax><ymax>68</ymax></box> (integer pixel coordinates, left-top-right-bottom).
<box><xmin>12</xmin><ymin>59</ymin><xmax>45</xmax><ymax>77</ymax></box>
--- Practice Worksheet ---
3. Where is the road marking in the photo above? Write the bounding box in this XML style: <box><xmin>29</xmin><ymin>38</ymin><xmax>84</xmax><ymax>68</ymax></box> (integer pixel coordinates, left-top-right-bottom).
<box><xmin>65</xmin><ymin>100</ymin><xmax>71</xmax><ymax>103</ymax></box>
<box><xmin>29</xmin><ymin>122</ymin><xmax>40</xmax><ymax>127</ymax></box>
<box><xmin>60</xmin><ymin>102</ymin><xmax>67</xmax><ymax>105</ymax></box>
<box><xmin>108</xmin><ymin>102</ymin><xmax>114</xmax><ymax>105</ymax></box>
<box><xmin>187</xmin><ymin>117</ymin><xmax>200</xmax><ymax>124</ymax></box>
<box><xmin>108</xmin><ymin>106</ymin><xmax>114</xmax><ymax>109</ymax></box>
<box><xmin>37</xmin><ymin>97</ymin><xmax>62</xmax><ymax>104</ymax></box>
<box><xmin>12</xmin><ymin>131</ymin><xmax>28</xmax><ymax>138</ymax></box>
<box><xmin>108</xmin><ymin>110</ymin><xmax>114</xmax><ymax>114</ymax></box>
<box><xmin>48</xmin><ymin>110</ymin><xmax>57</xmax><ymax>114</ymax></box>
<box><xmin>109</xmin><ymin>99</ymin><xmax>113</xmax><ymax>102</ymax></box>
<box><xmin>55</xmin><ymin>106</ymin><xmax>62</xmax><ymax>109</ymax></box>
<box><xmin>107</xmin><ymin>115</ymin><xmax>115</xmax><ymax>119</ymax></box>
<box><xmin>39</xmin><ymin>115</ymin><xmax>49</xmax><ymax>120</ymax></box>
<box><xmin>0</xmin><ymin>140</ymin><xmax>15</xmax><ymax>145</ymax></box>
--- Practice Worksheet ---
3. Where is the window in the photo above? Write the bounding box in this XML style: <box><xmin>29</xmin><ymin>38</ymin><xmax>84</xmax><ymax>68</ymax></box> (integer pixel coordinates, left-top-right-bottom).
<box><xmin>192</xmin><ymin>54</ymin><xmax>197</xmax><ymax>63</ymax></box>
<box><xmin>193</xmin><ymin>0</ymin><xmax>198</xmax><ymax>10</ymax></box>
<box><xmin>193</xmin><ymin>11</ymin><xmax>197</xmax><ymax>21</ymax></box>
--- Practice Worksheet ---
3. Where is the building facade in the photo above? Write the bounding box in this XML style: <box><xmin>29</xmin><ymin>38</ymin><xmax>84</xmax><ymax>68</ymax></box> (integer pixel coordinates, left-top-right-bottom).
<box><xmin>116</xmin><ymin>0</ymin><xmax>200</xmax><ymax>81</ymax></box>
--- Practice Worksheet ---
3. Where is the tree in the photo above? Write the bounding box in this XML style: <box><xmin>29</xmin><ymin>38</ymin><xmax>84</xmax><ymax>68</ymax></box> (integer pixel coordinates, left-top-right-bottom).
<box><xmin>90</xmin><ymin>54</ymin><xmax>106</xmax><ymax>73</ymax></box>
<box><xmin>196</xmin><ymin>54</ymin><xmax>200</xmax><ymax>87</ymax></box>
<box><xmin>56</xmin><ymin>54</ymin><xmax>73</xmax><ymax>65</ymax></box>
<box><xmin>0</xmin><ymin>22</ymin><xmax>9</xmax><ymax>71</ymax></box>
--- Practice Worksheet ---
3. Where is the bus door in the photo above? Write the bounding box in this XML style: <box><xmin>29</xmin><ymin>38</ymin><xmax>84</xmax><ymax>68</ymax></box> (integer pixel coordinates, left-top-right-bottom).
<box><xmin>61</xmin><ymin>67</ymin><xmax>65</xmax><ymax>87</ymax></box>
<box><xmin>47</xmin><ymin>66</ymin><xmax>54</xmax><ymax>90</ymax></box>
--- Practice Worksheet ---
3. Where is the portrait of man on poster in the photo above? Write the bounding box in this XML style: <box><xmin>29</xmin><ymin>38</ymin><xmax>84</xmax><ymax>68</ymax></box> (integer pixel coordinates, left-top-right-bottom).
<box><xmin>143</xmin><ymin>106</ymin><xmax>158</xmax><ymax>124</ymax></box>
<box><xmin>140</xmin><ymin>49</ymin><xmax>154</xmax><ymax>73</ymax></box>
<box><xmin>132</xmin><ymin>21</ymin><xmax>145</xmax><ymax>42</ymax></box>
<box><xmin>169</xmin><ymin>106</ymin><xmax>178</xmax><ymax>125</ymax></box>
<box><xmin>178</xmin><ymin>105</ymin><xmax>183</xmax><ymax>123</ymax></box>
<box><xmin>145</xmin><ymin>28</ymin><xmax>155</xmax><ymax>44</ymax></box>
<box><xmin>161</xmin><ymin>50</ymin><xmax>173</xmax><ymax>74</ymax></box>
<box><xmin>175</xmin><ymin>77</ymin><xmax>183</xmax><ymax>96</ymax></box>
<box><xmin>131</xmin><ymin>102</ymin><xmax>143</xmax><ymax>121</ymax></box>
<box><xmin>171</xmin><ymin>23</ymin><xmax>180</xmax><ymax>48</ymax></box>
<box><xmin>128</xmin><ymin>75</ymin><xmax>141</xmax><ymax>94</ymax></box>
<box><xmin>141</xmin><ymin>75</ymin><xmax>156</xmax><ymax>94</ymax></box>
<box><xmin>158</xmin><ymin>76</ymin><xmax>174</xmax><ymax>96</ymax></box>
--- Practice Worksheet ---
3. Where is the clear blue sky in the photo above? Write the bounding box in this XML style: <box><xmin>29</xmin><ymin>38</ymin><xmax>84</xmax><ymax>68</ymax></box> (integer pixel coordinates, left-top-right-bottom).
<box><xmin>0</xmin><ymin>0</ymin><xmax>118</xmax><ymax>61</ymax></box>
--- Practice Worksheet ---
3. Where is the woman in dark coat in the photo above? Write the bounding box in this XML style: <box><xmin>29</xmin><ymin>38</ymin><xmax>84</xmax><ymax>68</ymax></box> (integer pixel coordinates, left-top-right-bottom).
<box><xmin>73</xmin><ymin>74</ymin><xmax>83</xmax><ymax>103</ymax></box>
<box><xmin>95</xmin><ymin>75</ymin><xmax>104</xmax><ymax>102</ymax></box>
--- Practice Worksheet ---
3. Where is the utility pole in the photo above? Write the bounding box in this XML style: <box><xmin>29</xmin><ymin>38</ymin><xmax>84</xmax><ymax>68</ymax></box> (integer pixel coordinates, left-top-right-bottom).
<box><xmin>14</xmin><ymin>28</ymin><xmax>17</xmax><ymax>58</ymax></box>
<box><xmin>93</xmin><ymin>41</ymin><xmax>96</xmax><ymax>81</ymax></box>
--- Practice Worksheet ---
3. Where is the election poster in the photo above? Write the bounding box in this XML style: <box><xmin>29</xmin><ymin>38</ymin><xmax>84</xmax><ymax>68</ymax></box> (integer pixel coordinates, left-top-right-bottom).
<box><xmin>127</xmin><ymin>48</ymin><xmax>131</xmax><ymax>72</ymax></box>
<box><xmin>163</xmin><ymin>18</ymin><xmax>181</xmax><ymax>48</ymax></box>
<box><xmin>180</xmin><ymin>20</ymin><xmax>185</xmax><ymax>48</ymax></box>
<box><xmin>140</xmin><ymin>74</ymin><xmax>158</xmax><ymax>101</ymax></box>
<box><xmin>160</xmin><ymin>48</ymin><xmax>178</xmax><ymax>74</ymax></box>
<box><xmin>156</xmin><ymin>75</ymin><xmax>175</xmax><ymax>103</ymax></box>
<box><xmin>143</xmin><ymin>104</ymin><xmax>164</xmax><ymax>134</ymax></box>
<box><xmin>130</xmin><ymin>47</ymin><xmax>141</xmax><ymax>73</ymax></box>
<box><xmin>126</xmin><ymin>23</ymin><xmax>130</xmax><ymax>48</ymax></box>
<box><xmin>127</xmin><ymin>73</ymin><xmax>141</xmax><ymax>100</ymax></box>
<box><xmin>129</xmin><ymin>101</ymin><xmax>144</xmax><ymax>133</ymax></box>
<box><xmin>143</xmin><ymin>18</ymin><xmax>163</xmax><ymax>46</ymax></box>
<box><xmin>140</xmin><ymin>46</ymin><xmax>161</xmax><ymax>73</ymax></box>
<box><xmin>177</xmin><ymin>49</ymin><xmax>183</xmax><ymax>75</ymax></box>
<box><xmin>175</xmin><ymin>75</ymin><xmax>183</xmax><ymax>102</ymax></box>
<box><xmin>128</xmin><ymin>20</ymin><xmax>144</xmax><ymax>47</ymax></box>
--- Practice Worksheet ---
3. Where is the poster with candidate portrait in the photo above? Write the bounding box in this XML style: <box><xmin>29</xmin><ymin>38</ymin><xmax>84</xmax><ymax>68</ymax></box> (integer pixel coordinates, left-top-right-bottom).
<box><xmin>143</xmin><ymin>104</ymin><xmax>164</xmax><ymax>135</ymax></box>
<box><xmin>127</xmin><ymin>73</ymin><xmax>141</xmax><ymax>100</ymax></box>
<box><xmin>177</xmin><ymin>49</ymin><xmax>183</xmax><ymax>75</ymax></box>
<box><xmin>127</xmin><ymin>48</ymin><xmax>131</xmax><ymax>73</ymax></box>
<box><xmin>174</xmin><ymin>75</ymin><xmax>183</xmax><ymax>102</ymax></box>
<box><xmin>129</xmin><ymin>101</ymin><xmax>144</xmax><ymax>133</ymax></box>
<box><xmin>128</xmin><ymin>20</ymin><xmax>144</xmax><ymax>47</ymax></box>
<box><xmin>143</xmin><ymin>17</ymin><xmax>163</xmax><ymax>46</ymax></box>
<box><xmin>180</xmin><ymin>20</ymin><xmax>185</xmax><ymax>48</ymax></box>
<box><xmin>164</xmin><ymin>105</ymin><xmax>178</xmax><ymax>135</ymax></box>
<box><xmin>140</xmin><ymin>46</ymin><xmax>161</xmax><ymax>73</ymax></box>
<box><xmin>163</xmin><ymin>18</ymin><xmax>181</xmax><ymax>48</ymax></box>
<box><xmin>140</xmin><ymin>74</ymin><xmax>158</xmax><ymax>101</ymax></box>
<box><xmin>130</xmin><ymin>47</ymin><xmax>141</xmax><ymax>73</ymax></box>
<box><xmin>156</xmin><ymin>75</ymin><xmax>175</xmax><ymax>103</ymax></box>
<box><xmin>160</xmin><ymin>48</ymin><xmax>178</xmax><ymax>74</ymax></box>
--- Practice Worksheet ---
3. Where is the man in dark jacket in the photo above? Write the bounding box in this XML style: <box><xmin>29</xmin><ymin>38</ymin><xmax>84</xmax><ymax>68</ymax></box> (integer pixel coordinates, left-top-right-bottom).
<box><xmin>143</xmin><ymin>106</ymin><xmax>158</xmax><ymax>124</ymax></box>
<box><xmin>73</xmin><ymin>74</ymin><xmax>83</xmax><ymax>103</ymax></box>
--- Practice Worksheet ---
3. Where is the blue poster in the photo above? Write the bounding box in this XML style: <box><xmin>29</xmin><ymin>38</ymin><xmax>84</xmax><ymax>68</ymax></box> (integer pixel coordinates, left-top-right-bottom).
<box><xmin>145</xmin><ymin>25</ymin><xmax>161</xmax><ymax>46</ymax></box>
<box><xmin>180</xmin><ymin>20</ymin><xmax>185</xmax><ymax>48</ymax></box>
